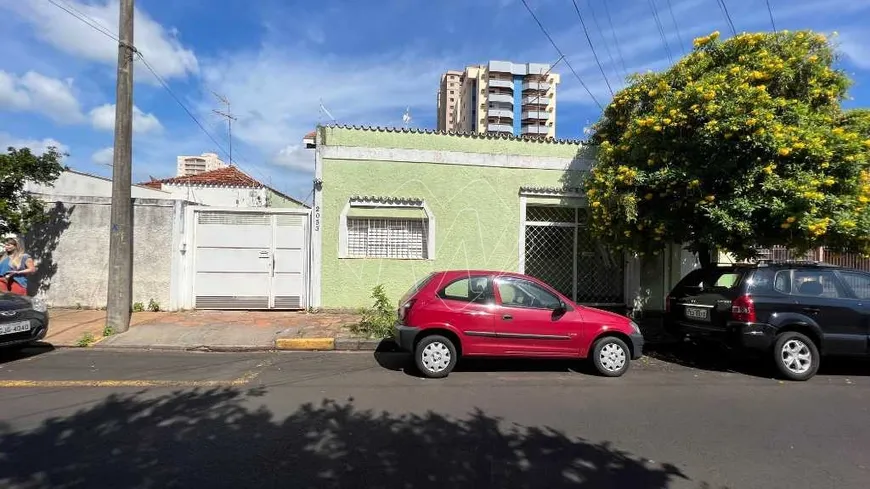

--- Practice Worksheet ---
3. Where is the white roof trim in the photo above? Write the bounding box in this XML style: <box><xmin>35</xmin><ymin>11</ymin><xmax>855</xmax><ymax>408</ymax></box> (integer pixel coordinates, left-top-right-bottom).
<box><xmin>320</xmin><ymin>146</ymin><xmax>591</xmax><ymax>171</ymax></box>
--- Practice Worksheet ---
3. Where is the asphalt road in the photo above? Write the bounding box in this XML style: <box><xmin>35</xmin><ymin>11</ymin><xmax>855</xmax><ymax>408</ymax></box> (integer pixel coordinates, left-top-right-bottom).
<box><xmin>0</xmin><ymin>345</ymin><xmax>868</xmax><ymax>489</ymax></box>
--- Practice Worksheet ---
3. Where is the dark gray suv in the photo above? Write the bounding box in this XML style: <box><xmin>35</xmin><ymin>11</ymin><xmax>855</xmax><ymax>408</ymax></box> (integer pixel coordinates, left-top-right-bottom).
<box><xmin>665</xmin><ymin>262</ymin><xmax>870</xmax><ymax>381</ymax></box>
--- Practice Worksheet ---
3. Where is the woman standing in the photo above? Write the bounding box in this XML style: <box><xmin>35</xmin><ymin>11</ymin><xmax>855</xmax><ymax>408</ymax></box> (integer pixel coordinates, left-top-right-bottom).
<box><xmin>0</xmin><ymin>236</ymin><xmax>37</xmax><ymax>296</ymax></box>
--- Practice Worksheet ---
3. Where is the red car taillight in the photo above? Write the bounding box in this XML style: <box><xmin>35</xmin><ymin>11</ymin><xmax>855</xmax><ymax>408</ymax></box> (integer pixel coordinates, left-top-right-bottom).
<box><xmin>731</xmin><ymin>295</ymin><xmax>756</xmax><ymax>322</ymax></box>
<box><xmin>399</xmin><ymin>299</ymin><xmax>417</xmax><ymax>323</ymax></box>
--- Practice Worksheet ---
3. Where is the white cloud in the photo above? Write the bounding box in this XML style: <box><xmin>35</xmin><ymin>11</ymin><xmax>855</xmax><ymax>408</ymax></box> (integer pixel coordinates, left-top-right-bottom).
<box><xmin>838</xmin><ymin>31</ymin><xmax>870</xmax><ymax>69</ymax></box>
<box><xmin>89</xmin><ymin>103</ymin><xmax>163</xmax><ymax>134</ymax></box>
<box><xmin>272</xmin><ymin>144</ymin><xmax>314</xmax><ymax>171</ymax></box>
<box><xmin>92</xmin><ymin>146</ymin><xmax>114</xmax><ymax>166</ymax></box>
<box><xmin>0</xmin><ymin>0</ymin><xmax>198</xmax><ymax>83</ymax></box>
<box><xmin>0</xmin><ymin>132</ymin><xmax>68</xmax><ymax>155</ymax></box>
<box><xmin>0</xmin><ymin>70</ymin><xmax>84</xmax><ymax>123</ymax></box>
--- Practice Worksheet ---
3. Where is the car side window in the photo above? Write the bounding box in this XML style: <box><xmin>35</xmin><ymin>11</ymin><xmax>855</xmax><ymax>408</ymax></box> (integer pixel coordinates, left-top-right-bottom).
<box><xmin>791</xmin><ymin>270</ymin><xmax>845</xmax><ymax>299</ymax></box>
<box><xmin>438</xmin><ymin>276</ymin><xmax>492</xmax><ymax>304</ymax></box>
<box><xmin>774</xmin><ymin>271</ymin><xmax>791</xmax><ymax>294</ymax></box>
<box><xmin>838</xmin><ymin>272</ymin><xmax>870</xmax><ymax>300</ymax></box>
<box><xmin>496</xmin><ymin>278</ymin><xmax>562</xmax><ymax>310</ymax></box>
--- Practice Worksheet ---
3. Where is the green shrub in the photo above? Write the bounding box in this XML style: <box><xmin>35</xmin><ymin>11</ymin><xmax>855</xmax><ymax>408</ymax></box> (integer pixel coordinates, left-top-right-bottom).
<box><xmin>349</xmin><ymin>285</ymin><xmax>395</xmax><ymax>339</ymax></box>
<box><xmin>148</xmin><ymin>299</ymin><xmax>160</xmax><ymax>312</ymax></box>
<box><xmin>132</xmin><ymin>302</ymin><xmax>145</xmax><ymax>312</ymax></box>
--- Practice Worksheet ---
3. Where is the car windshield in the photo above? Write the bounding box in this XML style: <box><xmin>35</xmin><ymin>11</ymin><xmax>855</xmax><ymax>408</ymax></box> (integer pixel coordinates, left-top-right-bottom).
<box><xmin>400</xmin><ymin>273</ymin><xmax>435</xmax><ymax>302</ymax></box>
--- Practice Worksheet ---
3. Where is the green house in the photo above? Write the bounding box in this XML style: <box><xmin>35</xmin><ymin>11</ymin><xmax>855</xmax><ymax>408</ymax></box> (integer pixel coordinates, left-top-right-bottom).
<box><xmin>309</xmin><ymin>125</ymin><xmax>698</xmax><ymax>314</ymax></box>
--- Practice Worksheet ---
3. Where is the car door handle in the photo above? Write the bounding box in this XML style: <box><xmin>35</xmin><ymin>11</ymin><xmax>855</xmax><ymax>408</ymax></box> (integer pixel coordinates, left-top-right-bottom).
<box><xmin>502</xmin><ymin>314</ymin><xmax>513</xmax><ymax>321</ymax></box>
<box><xmin>803</xmin><ymin>307</ymin><xmax>820</xmax><ymax>314</ymax></box>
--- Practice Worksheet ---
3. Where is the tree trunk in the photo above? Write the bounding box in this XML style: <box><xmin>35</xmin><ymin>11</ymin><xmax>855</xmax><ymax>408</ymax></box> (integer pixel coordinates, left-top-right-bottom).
<box><xmin>697</xmin><ymin>243</ymin><xmax>713</xmax><ymax>268</ymax></box>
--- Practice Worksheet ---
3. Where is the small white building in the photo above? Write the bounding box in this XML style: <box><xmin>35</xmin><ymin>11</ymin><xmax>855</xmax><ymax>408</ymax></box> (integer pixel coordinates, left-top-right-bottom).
<box><xmin>176</xmin><ymin>152</ymin><xmax>228</xmax><ymax>177</ymax></box>
<box><xmin>24</xmin><ymin>169</ymin><xmax>172</xmax><ymax>199</ymax></box>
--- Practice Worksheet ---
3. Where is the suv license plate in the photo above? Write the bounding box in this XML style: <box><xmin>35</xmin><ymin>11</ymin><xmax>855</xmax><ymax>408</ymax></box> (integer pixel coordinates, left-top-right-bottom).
<box><xmin>684</xmin><ymin>307</ymin><xmax>709</xmax><ymax>321</ymax></box>
<box><xmin>0</xmin><ymin>320</ymin><xmax>31</xmax><ymax>336</ymax></box>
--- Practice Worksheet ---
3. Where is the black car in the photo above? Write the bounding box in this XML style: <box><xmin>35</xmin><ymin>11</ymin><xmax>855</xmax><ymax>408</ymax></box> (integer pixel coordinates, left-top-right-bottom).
<box><xmin>665</xmin><ymin>262</ymin><xmax>870</xmax><ymax>381</ymax></box>
<box><xmin>0</xmin><ymin>293</ymin><xmax>49</xmax><ymax>349</ymax></box>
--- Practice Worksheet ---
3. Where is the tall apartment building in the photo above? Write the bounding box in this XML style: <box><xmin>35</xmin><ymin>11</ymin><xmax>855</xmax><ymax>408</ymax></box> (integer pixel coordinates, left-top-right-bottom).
<box><xmin>176</xmin><ymin>152</ymin><xmax>228</xmax><ymax>177</ymax></box>
<box><xmin>436</xmin><ymin>70</ymin><xmax>462</xmax><ymax>132</ymax></box>
<box><xmin>437</xmin><ymin>61</ymin><xmax>560</xmax><ymax>138</ymax></box>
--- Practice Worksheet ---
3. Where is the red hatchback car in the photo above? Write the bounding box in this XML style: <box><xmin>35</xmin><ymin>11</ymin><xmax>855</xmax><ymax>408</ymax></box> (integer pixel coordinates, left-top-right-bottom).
<box><xmin>393</xmin><ymin>270</ymin><xmax>644</xmax><ymax>378</ymax></box>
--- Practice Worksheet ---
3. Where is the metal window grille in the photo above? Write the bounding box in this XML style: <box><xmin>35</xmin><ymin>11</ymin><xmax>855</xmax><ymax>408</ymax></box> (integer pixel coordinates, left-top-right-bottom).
<box><xmin>347</xmin><ymin>218</ymin><xmax>428</xmax><ymax>259</ymax></box>
<box><xmin>524</xmin><ymin>205</ymin><xmax>624</xmax><ymax>305</ymax></box>
<box><xmin>198</xmin><ymin>212</ymin><xmax>271</xmax><ymax>225</ymax></box>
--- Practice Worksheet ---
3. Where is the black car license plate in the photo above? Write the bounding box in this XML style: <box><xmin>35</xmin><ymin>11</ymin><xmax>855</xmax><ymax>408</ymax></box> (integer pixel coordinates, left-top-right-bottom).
<box><xmin>684</xmin><ymin>307</ymin><xmax>709</xmax><ymax>321</ymax></box>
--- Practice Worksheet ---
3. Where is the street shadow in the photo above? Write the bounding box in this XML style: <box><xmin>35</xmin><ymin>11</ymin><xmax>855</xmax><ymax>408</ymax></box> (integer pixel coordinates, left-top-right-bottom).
<box><xmin>0</xmin><ymin>387</ymin><xmax>692</xmax><ymax>488</ymax></box>
<box><xmin>25</xmin><ymin>202</ymin><xmax>74</xmax><ymax>298</ymax></box>
<box><xmin>0</xmin><ymin>343</ymin><xmax>55</xmax><ymax>365</ymax></box>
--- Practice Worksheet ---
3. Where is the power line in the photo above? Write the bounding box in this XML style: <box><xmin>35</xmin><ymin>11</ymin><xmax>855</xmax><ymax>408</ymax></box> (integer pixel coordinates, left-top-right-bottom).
<box><xmin>648</xmin><ymin>0</ymin><xmax>674</xmax><ymax>64</ymax></box>
<box><xmin>764</xmin><ymin>0</ymin><xmax>777</xmax><ymax>33</ymax></box>
<box><xmin>46</xmin><ymin>0</ymin><xmax>119</xmax><ymax>42</ymax></box>
<box><xmin>716</xmin><ymin>0</ymin><xmax>737</xmax><ymax>36</ymax></box>
<box><xmin>571</xmin><ymin>0</ymin><xmax>614</xmax><ymax>97</ymax></box>
<box><xmin>665</xmin><ymin>0</ymin><xmax>686</xmax><ymax>55</ymax></box>
<box><xmin>519</xmin><ymin>0</ymin><xmax>603</xmax><ymax>110</ymax></box>
<box><xmin>586</xmin><ymin>0</ymin><xmax>621</xmax><ymax>88</ymax></box>
<box><xmin>602</xmin><ymin>0</ymin><xmax>629</xmax><ymax>80</ymax></box>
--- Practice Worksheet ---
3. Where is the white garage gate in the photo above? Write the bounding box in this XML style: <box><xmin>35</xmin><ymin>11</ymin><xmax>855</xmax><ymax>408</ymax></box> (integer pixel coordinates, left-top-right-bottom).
<box><xmin>190</xmin><ymin>208</ymin><xmax>309</xmax><ymax>309</ymax></box>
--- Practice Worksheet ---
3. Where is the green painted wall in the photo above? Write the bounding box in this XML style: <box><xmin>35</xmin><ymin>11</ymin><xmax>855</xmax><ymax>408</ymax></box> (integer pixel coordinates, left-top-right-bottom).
<box><xmin>319</xmin><ymin>126</ymin><xmax>591</xmax><ymax>159</ymax></box>
<box><xmin>267</xmin><ymin>189</ymin><xmax>307</xmax><ymax>209</ymax></box>
<box><xmin>321</xmin><ymin>158</ymin><xmax>585</xmax><ymax>308</ymax></box>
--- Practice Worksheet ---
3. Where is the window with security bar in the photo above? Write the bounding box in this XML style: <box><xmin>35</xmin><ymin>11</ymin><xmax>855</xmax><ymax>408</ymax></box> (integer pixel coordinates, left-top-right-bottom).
<box><xmin>524</xmin><ymin>204</ymin><xmax>624</xmax><ymax>305</ymax></box>
<box><xmin>347</xmin><ymin>218</ymin><xmax>428</xmax><ymax>259</ymax></box>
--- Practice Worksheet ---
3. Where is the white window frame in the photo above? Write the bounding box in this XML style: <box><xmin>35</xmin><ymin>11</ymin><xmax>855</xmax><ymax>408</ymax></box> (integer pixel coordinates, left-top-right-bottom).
<box><xmin>339</xmin><ymin>198</ymin><xmax>435</xmax><ymax>260</ymax></box>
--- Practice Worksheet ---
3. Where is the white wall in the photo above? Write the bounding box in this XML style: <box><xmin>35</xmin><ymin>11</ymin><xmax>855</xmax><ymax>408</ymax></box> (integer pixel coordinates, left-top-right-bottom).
<box><xmin>25</xmin><ymin>171</ymin><xmax>172</xmax><ymax>199</ymax></box>
<box><xmin>161</xmin><ymin>184</ymin><xmax>268</xmax><ymax>207</ymax></box>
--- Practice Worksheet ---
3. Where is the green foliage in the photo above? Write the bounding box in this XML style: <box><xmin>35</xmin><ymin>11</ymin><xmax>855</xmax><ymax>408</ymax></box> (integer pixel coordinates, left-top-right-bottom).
<box><xmin>132</xmin><ymin>302</ymin><xmax>145</xmax><ymax>312</ymax></box>
<box><xmin>103</xmin><ymin>325</ymin><xmax>116</xmax><ymax>337</ymax></box>
<box><xmin>148</xmin><ymin>299</ymin><xmax>160</xmax><ymax>312</ymax></box>
<box><xmin>349</xmin><ymin>285</ymin><xmax>395</xmax><ymax>339</ymax></box>
<box><xmin>0</xmin><ymin>146</ymin><xmax>65</xmax><ymax>236</ymax></box>
<box><xmin>586</xmin><ymin>30</ymin><xmax>870</xmax><ymax>260</ymax></box>
<box><xmin>76</xmin><ymin>332</ymin><xmax>96</xmax><ymax>348</ymax></box>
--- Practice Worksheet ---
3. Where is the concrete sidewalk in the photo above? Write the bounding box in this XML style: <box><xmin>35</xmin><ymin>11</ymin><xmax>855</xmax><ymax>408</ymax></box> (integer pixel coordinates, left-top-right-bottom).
<box><xmin>45</xmin><ymin>309</ymin><xmax>372</xmax><ymax>351</ymax></box>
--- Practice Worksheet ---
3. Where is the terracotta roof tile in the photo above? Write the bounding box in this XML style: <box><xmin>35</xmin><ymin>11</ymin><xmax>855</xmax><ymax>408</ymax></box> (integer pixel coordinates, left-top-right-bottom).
<box><xmin>141</xmin><ymin>166</ymin><xmax>263</xmax><ymax>188</ymax></box>
<box><xmin>320</xmin><ymin>124</ymin><xmax>585</xmax><ymax>145</ymax></box>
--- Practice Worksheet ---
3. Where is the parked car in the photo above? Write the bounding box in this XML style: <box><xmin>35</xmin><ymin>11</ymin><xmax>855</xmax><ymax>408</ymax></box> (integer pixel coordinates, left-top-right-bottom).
<box><xmin>0</xmin><ymin>293</ymin><xmax>49</xmax><ymax>349</ymax></box>
<box><xmin>665</xmin><ymin>261</ymin><xmax>870</xmax><ymax>381</ymax></box>
<box><xmin>392</xmin><ymin>270</ymin><xmax>644</xmax><ymax>378</ymax></box>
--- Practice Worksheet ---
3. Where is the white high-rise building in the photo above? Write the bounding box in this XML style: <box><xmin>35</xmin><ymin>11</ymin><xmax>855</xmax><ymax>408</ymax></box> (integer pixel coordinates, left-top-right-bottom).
<box><xmin>176</xmin><ymin>152</ymin><xmax>228</xmax><ymax>177</ymax></box>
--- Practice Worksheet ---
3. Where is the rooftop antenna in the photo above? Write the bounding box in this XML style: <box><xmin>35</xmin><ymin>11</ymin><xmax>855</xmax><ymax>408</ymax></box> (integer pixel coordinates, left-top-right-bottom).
<box><xmin>402</xmin><ymin>106</ymin><xmax>412</xmax><ymax>127</ymax></box>
<box><xmin>319</xmin><ymin>98</ymin><xmax>337</xmax><ymax>124</ymax></box>
<box><xmin>212</xmin><ymin>92</ymin><xmax>237</xmax><ymax>165</ymax></box>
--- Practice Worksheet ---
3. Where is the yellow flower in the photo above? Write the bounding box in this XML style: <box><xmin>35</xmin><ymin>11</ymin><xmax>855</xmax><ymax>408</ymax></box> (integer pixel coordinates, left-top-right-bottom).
<box><xmin>754</xmin><ymin>128</ymin><xmax>766</xmax><ymax>136</ymax></box>
<box><xmin>591</xmin><ymin>201</ymin><xmax>601</xmax><ymax>208</ymax></box>
<box><xmin>832</xmin><ymin>127</ymin><xmax>845</xmax><ymax>135</ymax></box>
<box><xmin>624</xmin><ymin>230</ymin><xmax>632</xmax><ymax>238</ymax></box>
<box><xmin>704</xmin><ymin>195</ymin><xmax>716</xmax><ymax>202</ymax></box>
<box><xmin>859</xmin><ymin>196</ymin><xmax>869</xmax><ymax>204</ymax></box>
<box><xmin>746</xmin><ymin>118</ymin><xmax>757</xmax><ymax>126</ymax></box>
<box><xmin>653</xmin><ymin>125</ymin><xmax>662</xmax><ymax>132</ymax></box>
<box><xmin>690</xmin><ymin>179</ymin><xmax>700</xmax><ymax>188</ymax></box>
<box><xmin>781</xmin><ymin>223</ymin><xmax>791</xmax><ymax>229</ymax></box>
<box><xmin>644</xmin><ymin>193</ymin><xmax>654</xmax><ymax>200</ymax></box>
<box><xmin>808</xmin><ymin>55</ymin><xmax>819</xmax><ymax>62</ymax></box>
<box><xmin>663</xmin><ymin>118</ymin><xmax>672</xmax><ymax>124</ymax></box>
<box><xmin>637</xmin><ymin>224</ymin><xmax>644</xmax><ymax>230</ymax></box>
<box><xmin>763</xmin><ymin>164</ymin><xmax>776</xmax><ymax>175</ymax></box>
<box><xmin>793</xmin><ymin>142</ymin><xmax>806</xmax><ymax>149</ymax></box>
<box><xmin>786</xmin><ymin>216</ymin><xmax>796</xmax><ymax>223</ymax></box>
<box><xmin>778</xmin><ymin>148</ymin><xmax>792</xmax><ymax>156</ymax></box>
<box><xmin>824</xmin><ymin>178</ymin><xmax>835</xmax><ymax>186</ymax></box>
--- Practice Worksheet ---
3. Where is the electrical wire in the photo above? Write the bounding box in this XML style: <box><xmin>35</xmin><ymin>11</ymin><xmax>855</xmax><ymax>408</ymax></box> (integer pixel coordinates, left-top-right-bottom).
<box><xmin>45</xmin><ymin>0</ymin><xmax>293</xmax><ymax>197</ymax></box>
<box><xmin>764</xmin><ymin>0</ymin><xmax>777</xmax><ymax>33</ymax></box>
<box><xmin>519</xmin><ymin>0</ymin><xmax>603</xmax><ymax>110</ymax></box>
<box><xmin>664</xmin><ymin>0</ymin><xmax>686</xmax><ymax>54</ymax></box>
<box><xmin>585</xmin><ymin>0</ymin><xmax>621</xmax><ymax>88</ymax></box>
<box><xmin>716</xmin><ymin>0</ymin><xmax>738</xmax><ymax>36</ymax></box>
<box><xmin>648</xmin><ymin>0</ymin><xmax>674</xmax><ymax>64</ymax></box>
<box><xmin>571</xmin><ymin>0</ymin><xmax>614</xmax><ymax>96</ymax></box>
<box><xmin>602</xmin><ymin>0</ymin><xmax>629</xmax><ymax>80</ymax></box>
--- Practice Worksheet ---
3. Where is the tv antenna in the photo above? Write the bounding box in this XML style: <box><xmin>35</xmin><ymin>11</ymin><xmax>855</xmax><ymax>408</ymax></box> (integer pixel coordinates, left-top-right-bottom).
<box><xmin>212</xmin><ymin>92</ymin><xmax>237</xmax><ymax>165</ymax></box>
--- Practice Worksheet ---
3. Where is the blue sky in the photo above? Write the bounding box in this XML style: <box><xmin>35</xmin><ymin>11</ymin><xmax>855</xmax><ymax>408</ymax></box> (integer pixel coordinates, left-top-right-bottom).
<box><xmin>1</xmin><ymin>0</ymin><xmax>869</xmax><ymax>201</ymax></box>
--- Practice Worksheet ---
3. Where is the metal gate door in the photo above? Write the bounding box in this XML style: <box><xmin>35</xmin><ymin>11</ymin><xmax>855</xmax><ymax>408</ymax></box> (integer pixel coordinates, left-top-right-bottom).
<box><xmin>523</xmin><ymin>205</ymin><xmax>624</xmax><ymax>306</ymax></box>
<box><xmin>193</xmin><ymin>210</ymin><xmax>308</xmax><ymax>309</ymax></box>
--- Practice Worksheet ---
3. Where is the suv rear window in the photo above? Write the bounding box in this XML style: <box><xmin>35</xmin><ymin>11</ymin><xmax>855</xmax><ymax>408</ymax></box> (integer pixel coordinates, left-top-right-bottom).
<box><xmin>675</xmin><ymin>267</ymin><xmax>746</xmax><ymax>294</ymax></box>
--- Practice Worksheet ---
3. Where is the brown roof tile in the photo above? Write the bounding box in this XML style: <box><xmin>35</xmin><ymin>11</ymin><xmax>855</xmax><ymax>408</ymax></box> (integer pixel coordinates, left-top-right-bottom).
<box><xmin>141</xmin><ymin>166</ymin><xmax>263</xmax><ymax>188</ymax></box>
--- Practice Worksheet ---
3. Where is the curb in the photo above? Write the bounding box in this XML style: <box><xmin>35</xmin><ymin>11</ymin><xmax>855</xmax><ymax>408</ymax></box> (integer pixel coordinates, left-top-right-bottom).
<box><xmin>275</xmin><ymin>337</ymin><xmax>387</xmax><ymax>351</ymax></box>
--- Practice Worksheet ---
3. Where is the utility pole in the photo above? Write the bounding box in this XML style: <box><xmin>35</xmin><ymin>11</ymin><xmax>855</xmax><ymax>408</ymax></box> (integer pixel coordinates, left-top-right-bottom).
<box><xmin>213</xmin><ymin>93</ymin><xmax>237</xmax><ymax>165</ymax></box>
<box><xmin>106</xmin><ymin>0</ymin><xmax>135</xmax><ymax>333</ymax></box>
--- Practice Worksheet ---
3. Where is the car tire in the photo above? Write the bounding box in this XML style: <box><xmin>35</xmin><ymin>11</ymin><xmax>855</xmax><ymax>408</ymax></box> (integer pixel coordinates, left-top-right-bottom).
<box><xmin>414</xmin><ymin>335</ymin><xmax>458</xmax><ymax>379</ymax></box>
<box><xmin>773</xmin><ymin>331</ymin><xmax>820</xmax><ymax>381</ymax></box>
<box><xmin>591</xmin><ymin>336</ymin><xmax>631</xmax><ymax>377</ymax></box>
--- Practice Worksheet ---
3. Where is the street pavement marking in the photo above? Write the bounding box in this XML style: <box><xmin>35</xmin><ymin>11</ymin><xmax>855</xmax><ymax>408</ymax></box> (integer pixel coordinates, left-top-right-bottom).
<box><xmin>0</xmin><ymin>359</ymin><xmax>272</xmax><ymax>388</ymax></box>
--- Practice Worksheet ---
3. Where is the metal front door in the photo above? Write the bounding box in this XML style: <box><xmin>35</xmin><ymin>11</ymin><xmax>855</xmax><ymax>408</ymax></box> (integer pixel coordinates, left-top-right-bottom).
<box><xmin>194</xmin><ymin>210</ymin><xmax>308</xmax><ymax>310</ymax></box>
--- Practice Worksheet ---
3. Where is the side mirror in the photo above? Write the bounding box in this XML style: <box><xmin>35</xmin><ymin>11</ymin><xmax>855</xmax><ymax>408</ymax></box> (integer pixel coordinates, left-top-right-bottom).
<box><xmin>554</xmin><ymin>301</ymin><xmax>567</xmax><ymax>314</ymax></box>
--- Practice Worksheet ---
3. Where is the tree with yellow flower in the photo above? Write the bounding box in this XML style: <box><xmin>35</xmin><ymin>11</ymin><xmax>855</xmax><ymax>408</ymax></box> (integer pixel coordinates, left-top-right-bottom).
<box><xmin>585</xmin><ymin>30</ymin><xmax>870</xmax><ymax>266</ymax></box>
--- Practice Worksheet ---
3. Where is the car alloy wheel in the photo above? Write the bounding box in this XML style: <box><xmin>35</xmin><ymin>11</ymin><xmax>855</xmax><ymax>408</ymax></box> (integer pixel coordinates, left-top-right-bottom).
<box><xmin>773</xmin><ymin>331</ymin><xmax>820</xmax><ymax>381</ymax></box>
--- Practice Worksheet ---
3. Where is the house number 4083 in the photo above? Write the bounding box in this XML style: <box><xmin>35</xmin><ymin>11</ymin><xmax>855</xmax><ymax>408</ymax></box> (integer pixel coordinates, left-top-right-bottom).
<box><xmin>314</xmin><ymin>205</ymin><xmax>320</xmax><ymax>231</ymax></box>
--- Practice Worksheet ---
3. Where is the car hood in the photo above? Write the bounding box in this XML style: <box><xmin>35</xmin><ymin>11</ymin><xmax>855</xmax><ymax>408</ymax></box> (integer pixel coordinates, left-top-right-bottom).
<box><xmin>0</xmin><ymin>293</ymin><xmax>32</xmax><ymax>311</ymax></box>
<box><xmin>579</xmin><ymin>306</ymin><xmax>631</xmax><ymax>326</ymax></box>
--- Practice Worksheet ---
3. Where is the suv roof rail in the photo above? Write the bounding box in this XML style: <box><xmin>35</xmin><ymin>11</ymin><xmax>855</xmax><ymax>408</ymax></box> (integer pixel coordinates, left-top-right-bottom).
<box><xmin>754</xmin><ymin>259</ymin><xmax>839</xmax><ymax>267</ymax></box>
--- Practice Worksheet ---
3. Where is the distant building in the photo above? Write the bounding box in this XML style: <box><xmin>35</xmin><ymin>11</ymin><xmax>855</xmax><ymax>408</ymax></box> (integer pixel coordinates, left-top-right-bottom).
<box><xmin>436</xmin><ymin>70</ymin><xmax>462</xmax><ymax>132</ymax></box>
<box><xmin>438</xmin><ymin>61</ymin><xmax>560</xmax><ymax>139</ymax></box>
<box><xmin>176</xmin><ymin>152</ymin><xmax>228</xmax><ymax>177</ymax></box>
